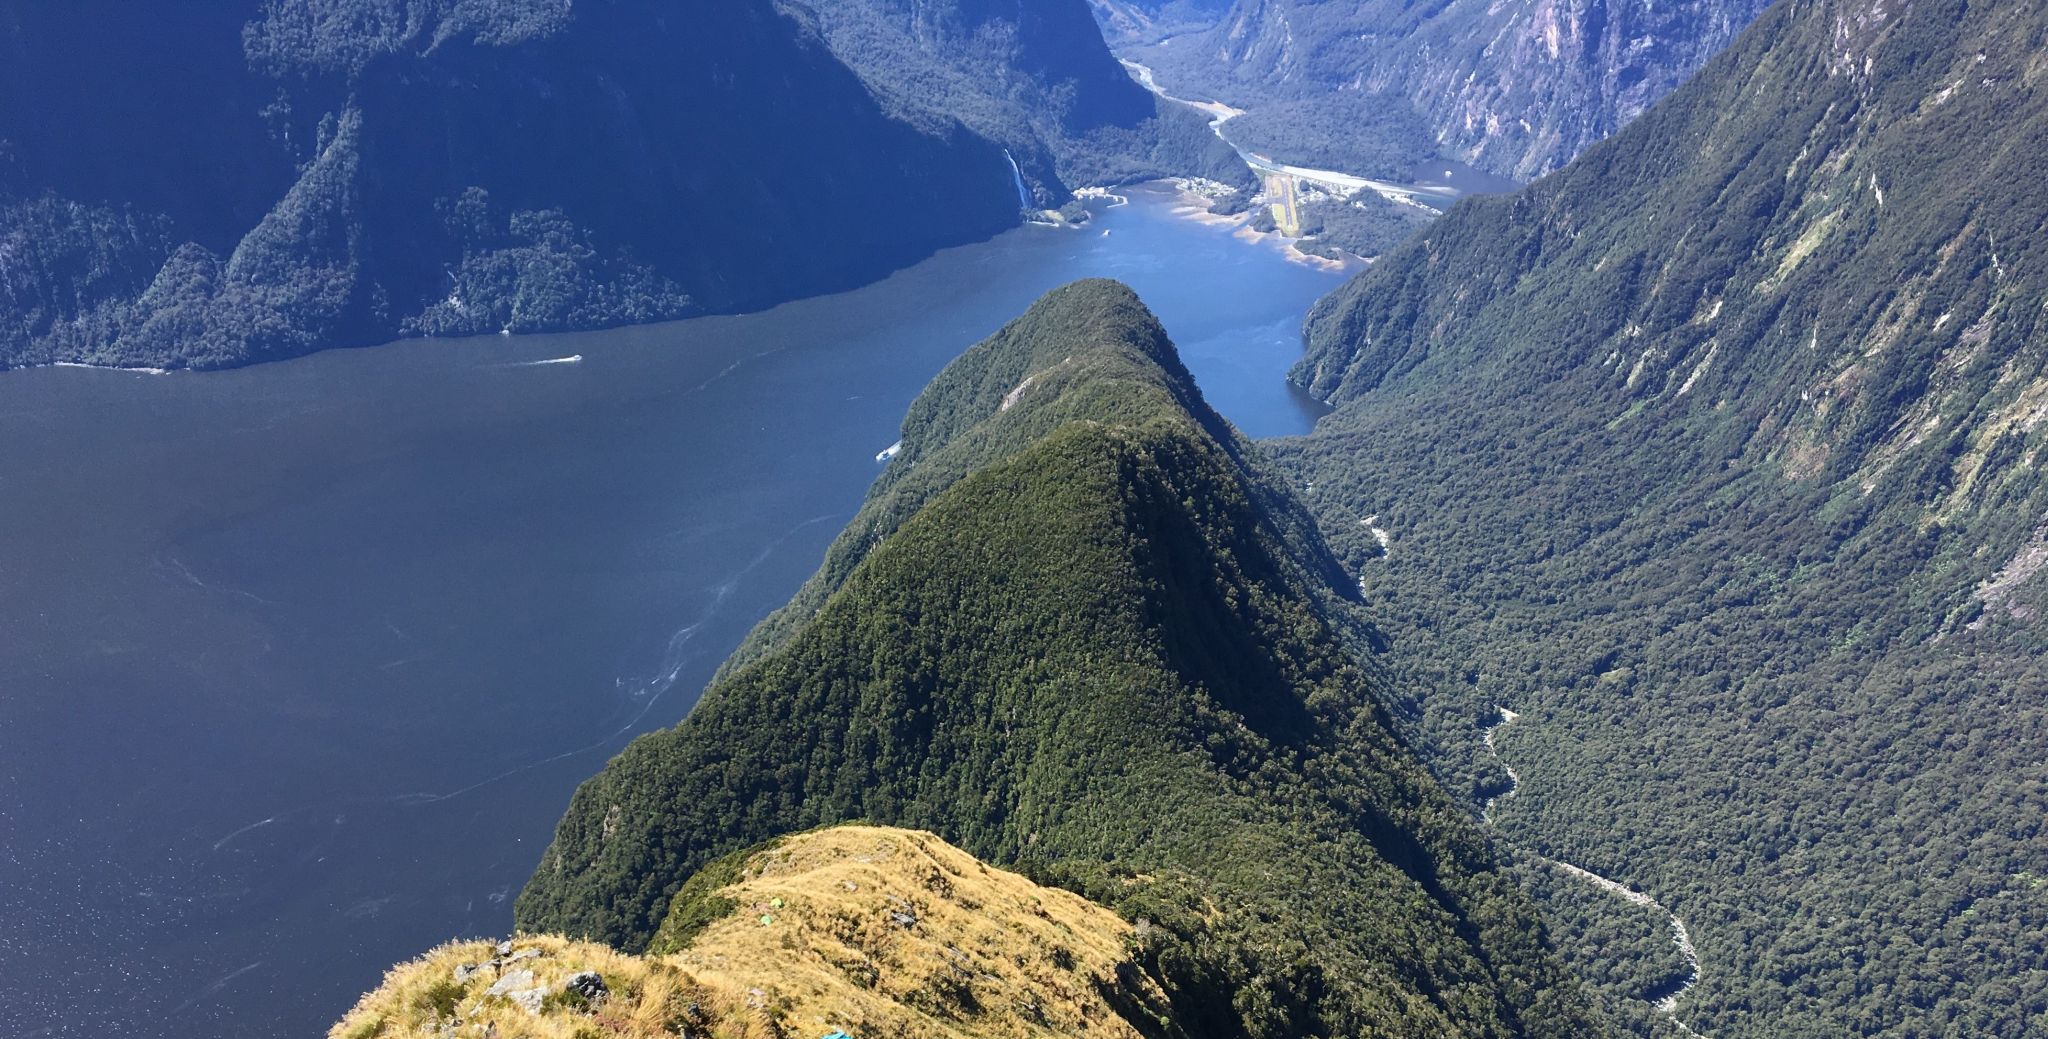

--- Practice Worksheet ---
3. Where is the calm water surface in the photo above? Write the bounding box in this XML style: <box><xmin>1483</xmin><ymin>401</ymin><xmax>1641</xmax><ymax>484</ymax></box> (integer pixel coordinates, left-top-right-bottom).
<box><xmin>0</xmin><ymin>187</ymin><xmax>1345</xmax><ymax>1037</ymax></box>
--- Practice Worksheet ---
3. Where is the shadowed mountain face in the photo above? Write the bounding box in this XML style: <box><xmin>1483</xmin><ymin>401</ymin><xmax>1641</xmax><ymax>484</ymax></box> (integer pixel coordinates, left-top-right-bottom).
<box><xmin>1088</xmin><ymin>0</ymin><xmax>1235</xmax><ymax>46</ymax></box>
<box><xmin>0</xmin><ymin>1</ymin><xmax>1022</xmax><ymax>370</ymax></box>
<box><xmin>1283</xmin><ymin>0</ymin><xmax>2048</xmax><ymax>1034</ymax></box>
<box><xmin>803</xmin><ymin>0</ymin><xmax>1249</xmax><ymax>201</ymax></box>
<box><xmin>1107</xmin><ymin>0</ymin><xmax>1770</xmax><ymax>181</ymax></box>
<box><xmin>517</xmin><ymin>280</ymin><xmax>1614</xmax><ymax>1039</ymax></box>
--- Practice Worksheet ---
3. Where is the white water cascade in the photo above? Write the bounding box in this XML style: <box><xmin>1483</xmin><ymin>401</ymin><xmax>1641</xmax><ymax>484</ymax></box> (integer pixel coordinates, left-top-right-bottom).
<box><xmin>1003</xmin><ymin>150</ymin><xmax>1033</xmax><ymax>209</ymax></box>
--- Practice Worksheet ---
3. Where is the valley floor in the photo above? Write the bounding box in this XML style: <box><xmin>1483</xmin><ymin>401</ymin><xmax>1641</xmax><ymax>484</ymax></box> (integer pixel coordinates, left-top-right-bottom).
<box><xmin>1482</xmin><ymin>708</ymin><xmax>1708</xmax><ymax>1037</ymax></box>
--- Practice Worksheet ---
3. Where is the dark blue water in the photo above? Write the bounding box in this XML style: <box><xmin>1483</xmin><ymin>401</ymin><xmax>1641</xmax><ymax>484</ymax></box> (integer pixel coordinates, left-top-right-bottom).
<box><xmin>0</xmin><ymin>186</ymin><xmax>1346</xmax><ymax>1037</ymax></box>
<box><xmin>1405</xmin><ymin>156</ymin><xmax>1521</xmax><ymax>196</ymax></box>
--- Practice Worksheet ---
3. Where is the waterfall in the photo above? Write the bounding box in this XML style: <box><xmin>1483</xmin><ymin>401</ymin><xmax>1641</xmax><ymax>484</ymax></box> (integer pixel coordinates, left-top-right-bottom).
<box><xmin>1003</xmin><ymin>150</ymin><xmax>1033</xmax><ymax>210</ymax></box>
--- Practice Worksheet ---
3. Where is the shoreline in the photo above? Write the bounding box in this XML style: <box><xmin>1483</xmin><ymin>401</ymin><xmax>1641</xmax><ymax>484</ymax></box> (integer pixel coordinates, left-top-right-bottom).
<box><xmin>1152</xmin><ymin>180</ymin><xmax>1356</xmax><ymax>273</ymax></box>
<box><xmin>1119</xmin><ymin>58</ymin><xmax>1486</xmax><ymax>213</ymax></box>
<box><xmin>9</xmin><ymin>185</ymin><xmax>1339</xmax><ymax>380</ymax></box>
<box><xmin>46</xmin><ymin>360</ymin><xmax>172</xmax><ymax>375</ymax></box>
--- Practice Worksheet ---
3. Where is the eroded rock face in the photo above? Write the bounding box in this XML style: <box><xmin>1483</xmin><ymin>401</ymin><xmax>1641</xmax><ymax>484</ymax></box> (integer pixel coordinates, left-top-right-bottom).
<box><xmin>1127</xmin><ymin>0</ymin><xmax>1773</xmax><ymax>179</ymax></box>
<box><xmin>1400</xmin><ymin>0</ymin><xmax>1776</xmax><ymax>179</ymax></box>
<box><xmin>560</xmin><ymin>971</ymin><xmax>607</xmax><ymax>1002</ymax></box>
<box><xmin>483</xmin><ymin>968</ymin><xmax>543</xmax><ymax>1013</ymax></box>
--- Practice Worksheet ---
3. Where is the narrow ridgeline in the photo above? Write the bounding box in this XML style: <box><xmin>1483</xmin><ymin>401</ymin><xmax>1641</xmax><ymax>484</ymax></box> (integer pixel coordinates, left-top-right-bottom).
<box><xmin>502</xmin><ymin>280</ymin><xmax>1612</xmax><ymax>1039</ymax></box>
<box><xmin>333</xmin><ymin>825</ymin><xmax>1187</xmax><ymax>1039</ymax></box>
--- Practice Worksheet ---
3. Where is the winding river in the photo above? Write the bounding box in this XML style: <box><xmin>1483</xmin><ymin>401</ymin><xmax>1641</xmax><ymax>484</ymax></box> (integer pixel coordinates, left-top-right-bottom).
<box><xmin>1481</xmin><ymin>707</ymin><xmax>1709</xmax><ymax>1036</ymax></box>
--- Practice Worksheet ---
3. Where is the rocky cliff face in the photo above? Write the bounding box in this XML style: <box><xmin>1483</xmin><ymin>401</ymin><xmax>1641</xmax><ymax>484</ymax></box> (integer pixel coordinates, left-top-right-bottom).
<box><xmin>1089</xmin><ymin>0</ymin><xmax>1236</xmax><ymax>46</ymax></box>
<box><xmin>1126</xmin><ymin>0</ymin><xmax>1772</xmax><ymax>180</ymax></box>
<box><xmin>0</xmin><ymin>0</ymin><xmax>1257</xmax><ymax>372</ymax></box>
<box><xmin>0</xmin><ymin>1</ymin><xmax>1020</xmax><ymax>370</ymax></box>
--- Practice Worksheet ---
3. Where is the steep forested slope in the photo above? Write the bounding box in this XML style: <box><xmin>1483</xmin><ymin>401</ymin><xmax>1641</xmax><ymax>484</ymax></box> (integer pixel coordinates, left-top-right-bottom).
<box><xmin>808</xmin><ymin>0</ymin><xmax>1249</xmax><ymax>199</ymax></box>
<box><xmin>1090</xmin><ymin>0</ymin><xmax>1234</xmax><ymax>47</ymax></box>
<box><xmin>0</xmin><ymin>0</ymin><xmax>1026</xmax><ymax>370</ymax></box>
<box><xmin>1</xmin><ymin>1</ymin><xmax>1236</xmax><ymax>372</ymax></box>
<box><xmin>1283</xmin><ymin>1</ymin><xmax>2048</xmax><ymax>1035</ymax></box>
<box><xmin>519</xmin><ymin>280</ymin><xmax>1613</xmax><ymax>1039</ymax></box>
<box><xmin>1121</xmin><ymin>0</ymin><xmax>1771</xmax><ymax>180</ymax></box>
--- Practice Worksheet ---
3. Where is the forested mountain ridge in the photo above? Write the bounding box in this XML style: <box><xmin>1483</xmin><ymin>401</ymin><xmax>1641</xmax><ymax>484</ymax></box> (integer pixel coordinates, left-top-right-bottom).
<box><xmin>517</xmin><ymin>280</ymin><xmax>1615</xmax><ymax>1039</ymax></box>
<box><xmin>0</xmin><ymin>1</ymin><xmax>1019</xmax><ymax>370</ymax></box>
<box><xmin>1280</xmin><ymin>0</ymin><xmax>2048</xmax><ymax>1034</ymax></box>
<box><xmin>0</xmin><ymin>1</ymin><xmax>1230</xmax><ymax>372</ymax></box>
<box><xmin>1088</xmin><ymin>0</ymin><xmax>1233</xmax><ymax>47</ymax></box>
<box><xmin>1114</xmin><ymin>0</ymin><xmax>1771</xmax><ymax>181</ymax></box>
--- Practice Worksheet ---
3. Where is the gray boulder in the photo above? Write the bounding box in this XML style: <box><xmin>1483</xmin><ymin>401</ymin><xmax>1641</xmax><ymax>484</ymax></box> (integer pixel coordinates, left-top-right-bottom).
<box><xmin>561</xmin><ymin>971</ymin><xmax>608</xmax><ymax>1003</ymax></box>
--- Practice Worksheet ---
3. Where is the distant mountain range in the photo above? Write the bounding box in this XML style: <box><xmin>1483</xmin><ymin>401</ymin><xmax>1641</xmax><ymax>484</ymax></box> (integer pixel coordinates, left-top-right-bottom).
<box><xmin>1101</xmin><ymin>0</ymin><xmax>1772</xmax><ymax>181</ymax></box>
<box><xmin>0</xmin><ymin>0</ymin><xmax>1234</xmax><ymax>371</ymax></box>
<box><xmin>804</xmin><ymin>0</ymin><xmax>1246</xmax><ymax>201</ymax></box>
<box><xmin>1088</xmin><ymin>0</ymin><xmax>1235</xmax><ymax>46</ymax></box>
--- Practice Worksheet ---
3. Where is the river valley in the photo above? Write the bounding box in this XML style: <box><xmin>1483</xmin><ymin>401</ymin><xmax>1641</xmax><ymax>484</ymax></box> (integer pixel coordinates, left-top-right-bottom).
<box><xmin>1483</xmin><ymin>708</ymin><xmax>1710</xmax><ymax>1037</ymax></box>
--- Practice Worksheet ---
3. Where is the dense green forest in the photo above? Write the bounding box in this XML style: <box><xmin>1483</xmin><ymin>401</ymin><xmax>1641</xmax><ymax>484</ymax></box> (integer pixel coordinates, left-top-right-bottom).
<box><xmin>519</xmin><ymin>280</ymin><xmax>1614</xmax><ymax>1039</ymax></box>
<box><xmin>1223</xmin><ymin>95</ymin><xmax>1434</xmax><ymax>184</ymax></box>
<box><xmin>0</xmin><ymin>0</ymin><xmax>1238</xmax><ymax>371</ymax></box>
<box><xmin>806</xmin><ymin>0</ymin><xmax>1250</xmax><ymax>202</ymax></box>
<box><xmin>1506</xmin><ymin>853</ymin><xmax>1694</xmax><ymax>1010</ymax></box>
<box><xmin>1294</xmin><ymin>190</ymin><xmax>1439</xmax><ymax>262</ymax></box>
<box><xmin>1280</xmin><ymin>0</ymin><xmax>2048</xmax><ymax>1035</ymax></box>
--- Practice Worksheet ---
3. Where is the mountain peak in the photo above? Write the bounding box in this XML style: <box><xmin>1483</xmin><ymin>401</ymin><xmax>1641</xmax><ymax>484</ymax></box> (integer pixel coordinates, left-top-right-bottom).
<box><xmin>515</xmin><ymin>280</ymin><xmax>1610</xmax><ymax>1039</ymax></box>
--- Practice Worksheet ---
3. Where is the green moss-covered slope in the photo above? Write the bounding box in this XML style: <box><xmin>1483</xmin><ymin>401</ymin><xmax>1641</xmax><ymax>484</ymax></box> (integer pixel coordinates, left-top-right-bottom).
<box><xmin>517</xmin><ymin>280</ymin><xmax>1611</xmax><ymax>1039</ymax></box>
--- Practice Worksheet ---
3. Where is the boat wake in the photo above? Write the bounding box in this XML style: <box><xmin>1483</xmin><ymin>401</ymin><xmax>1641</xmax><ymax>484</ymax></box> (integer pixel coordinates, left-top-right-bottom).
<box><xmin>157</xmin><ymin>554</ymin><xmax>281</xmax><ymax>607</ymax></box>
<box><xmin>167</xmin><ymin>960</ymin><xmax>263</xmax><ymax>1016</ymax></box>
<box><xmin>400</xmin><ymin>511</ymin><xmax>842</xmax><ymax>805</ymax></box>
<box><xmin>50</xmin><ymin>361</ymin><xmax>170</xmax><ymax>375</ymax></box>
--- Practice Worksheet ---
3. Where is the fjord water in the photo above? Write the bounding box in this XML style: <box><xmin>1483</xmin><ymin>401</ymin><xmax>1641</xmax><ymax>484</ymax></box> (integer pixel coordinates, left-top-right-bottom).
<box><xmin>0</xmin><ymin>187</ymin><xmax>1344</xmax><ymax>1037</ymax></box>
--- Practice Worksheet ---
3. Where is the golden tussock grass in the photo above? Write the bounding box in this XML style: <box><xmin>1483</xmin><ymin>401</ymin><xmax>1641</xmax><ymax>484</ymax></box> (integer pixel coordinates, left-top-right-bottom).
<box><xmin>330</xmin><ymin>826</ymin><xmax>1171</xmax><ymax>1039</ymax></box>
